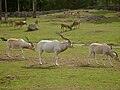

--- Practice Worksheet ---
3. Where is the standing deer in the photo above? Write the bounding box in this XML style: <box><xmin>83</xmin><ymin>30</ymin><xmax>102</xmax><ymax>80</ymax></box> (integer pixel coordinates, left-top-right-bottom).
<box><xmin>71</xmin><ymin>19</ymin><xmax>80</xmax><ymax>29</ymax></box>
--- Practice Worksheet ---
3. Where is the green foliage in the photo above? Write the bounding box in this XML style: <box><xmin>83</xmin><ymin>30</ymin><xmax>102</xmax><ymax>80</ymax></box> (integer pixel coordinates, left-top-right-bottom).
<box><xmin>2</xmin><ymin>0</ymin><xmax>120</xmax><ymax>12</ymax></box>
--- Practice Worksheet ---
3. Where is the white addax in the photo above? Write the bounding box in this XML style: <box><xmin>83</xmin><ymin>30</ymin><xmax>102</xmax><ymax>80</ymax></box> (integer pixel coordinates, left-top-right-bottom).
<box><xmin>61</xmin><ymin>23</ymin><xmax>72</xmax><ymax>32</ymax></box>
<box><xmin>37</xmin><ymin>33</ymin><xmax>73</xmax><ymax>66</ymax></box>
<box><xmin>1</xmin><ymin>37</ymin><xmax>35</xmax><ymax>58</ymax></box>
<box><xmin>87</xmin><ymin>43</ymin><xmax>119</xmax><ymax>67</ymax></box>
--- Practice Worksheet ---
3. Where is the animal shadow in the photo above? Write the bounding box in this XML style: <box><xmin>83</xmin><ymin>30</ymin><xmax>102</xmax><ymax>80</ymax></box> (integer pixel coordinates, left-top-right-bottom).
<box><xmin>80</xmin><ymin>64</ymin><xmax>109</xmax><ymax>68</ymax></box>
<box><xmin>22</xmin><ymin>64</ymin><xmax>58</xmax><ymax>69</ymax></box>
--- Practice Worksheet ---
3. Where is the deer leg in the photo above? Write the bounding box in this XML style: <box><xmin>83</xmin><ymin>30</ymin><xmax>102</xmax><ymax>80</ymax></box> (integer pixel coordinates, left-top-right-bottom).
<box><xmin>79</xmin><ymin>24</ymin><xmax>80</xmax><ymax>29</ymax></box>
<box><xmin>20</xmin><ymin>25</ymin><xmax>22</xmax><ymax>27</ymax></box>
<box><xmin>54</xmin><ymin>52</ymin><xmax>59</xmax><ymax>66</ymax></box>
<box><xmin>38</xmin><ymin>49</ymin><xmax>43</xmax><ymax>65</ymax></box>
<box><xmin>61</xmin><ymin>27</ymin><xmax>63</xmax><ymax>33</ymax></box>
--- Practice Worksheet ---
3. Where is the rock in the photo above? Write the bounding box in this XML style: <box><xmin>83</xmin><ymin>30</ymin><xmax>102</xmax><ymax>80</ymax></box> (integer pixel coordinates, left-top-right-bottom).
<box><xmin>28</xmin><ymin>24</ymin><xmax>39</xmax><ymax>31</ymax></box>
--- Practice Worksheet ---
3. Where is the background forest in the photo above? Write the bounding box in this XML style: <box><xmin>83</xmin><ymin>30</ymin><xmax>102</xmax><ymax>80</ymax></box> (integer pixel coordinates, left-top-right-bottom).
<box><xmin>1</xmin><ymin>0</ymin><xmax>120</xmax><ymax>12</ymax></box>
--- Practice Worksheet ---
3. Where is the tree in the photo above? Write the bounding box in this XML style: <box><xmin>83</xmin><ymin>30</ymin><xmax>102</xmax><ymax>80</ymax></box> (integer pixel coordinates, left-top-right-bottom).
<box><xmin>5</xmin><ymin>0</ymin><xmax>8</xmax><ymax>21</ymax></box>
<box><xmin>0</xmin><ymin>0</ymin><xmax>2</xmax><ymax>20</ymax></box>
<box><xmin>33</xmin><ymin>0</ymin><xmax>37</xmax><ymax>18</ymax></box>
<box><xmin>18</xmin><ymin>0</ymin><xmax>20</xmax><ymax>12</ymax></box>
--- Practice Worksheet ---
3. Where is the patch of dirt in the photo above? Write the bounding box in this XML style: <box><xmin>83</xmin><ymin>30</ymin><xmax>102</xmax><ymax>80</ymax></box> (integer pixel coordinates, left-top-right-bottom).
<box><xmin>116</xmin><ymin>12</ymin><xmax>120</xmax><ymax>17</ymax></box>
<box><xmin>22</xmin><ymin>64</ymin><xmax>58</xmax><ymax>69</ymax></box>
<box><xmin>88</xmin><ymin>15</ymin><xmax>107</xmax><ymax>21</ymax></box>
<box><xmin>50</xmin><ymin>23</ymin><xmax>60</xmax><ymax>25</ymax></box>
<box><xmin>46</xmin><ymin>19</ymin><xmax>62</xmax><ymax>22</ymax></box>
<box><xmin>87</xmin><ymin>30</ymin><xmax>108</xmax><ymax>34</ymax></box>
<box><xmin>64</xmin><ymin>20</ymin><xmax>73</xmax><ymax>22</ymax></box>
<box><xmin>0</xmin><ymin>74</ymin><xmax>19</xmax><ymax>84</ymax></box>
<box><xmin>0</xmin><ymin>57</ymin><xmax>23</xmax><ymax>62</ymax></box>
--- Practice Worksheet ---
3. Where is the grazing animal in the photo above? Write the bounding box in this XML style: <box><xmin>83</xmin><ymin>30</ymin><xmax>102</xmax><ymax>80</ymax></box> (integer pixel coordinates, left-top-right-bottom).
<box><xmin>8</xmin><ymin>20</ymin><xmax>14</xmax><ymax>27</ymax></box>
<box><xmin>71</xmin><ymin>19</ymin><xmax>80</xmax><ymax>29</ymax></box>
<box><xmin>61</xmin><ymin>23</ymin><xmax>72</xmax><ymax>32</ymax></box>
<box><xmin>1</xmin><ymin>37</ymin><xmax>35</xmax><ymax>58</ymax></box>
<box><xmin>14</xmin><ymin>21</ymin><xmax>27</xmax><ymax>28</ymax></box>
<box><xmin>0</xmin><ymin>20</ymin><xmax>8</xmax><ymax>26</ymax></box>
<box><xmin>0</xmin><ymin>20</ymin><xmax>14</xmax><ymax>27</ymax></box>
<box><xmin>35</xmin><ymin>20</ymin><xmax>39</xmax><ymax>25</ymax></box>
<box><xmin>37</xmin><ymin>33</ymin><xmax>73</xmax><ymax>65</ymax></box>
<box><xmin>87</xmin><ymin>43</ymin><xmax>119</xmax><ymax>67</ymax></box>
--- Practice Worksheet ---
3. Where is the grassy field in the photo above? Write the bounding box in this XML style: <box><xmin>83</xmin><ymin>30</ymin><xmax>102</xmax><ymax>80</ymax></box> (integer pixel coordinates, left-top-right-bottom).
<box><xmin>0</xmin><ymin>9</ymin><xmax>120</xmax><ymax>90</ymax></box>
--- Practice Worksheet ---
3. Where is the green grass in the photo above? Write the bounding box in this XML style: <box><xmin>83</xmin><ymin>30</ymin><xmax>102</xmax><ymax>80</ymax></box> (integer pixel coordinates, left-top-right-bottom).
<box><xmin>0</xmin><ymin>9</ymin><xmax>120</xmax><ymax>90</ymax></box>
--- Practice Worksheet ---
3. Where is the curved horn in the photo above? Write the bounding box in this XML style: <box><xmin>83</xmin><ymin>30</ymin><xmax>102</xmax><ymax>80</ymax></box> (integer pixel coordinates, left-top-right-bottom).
<box><xmin>112</xmin><ymin>51</ymin><xmax>118</xmax><ymax>57</ymax></box>
<box><xmin>25</xmin><ymin>36</ymin><xmax>34</xmax><ymax>49</ymax></box>
<box><xmin>25</xmin><ymin>36</ymin><xmax>30</xmax><ymax>42</ymax></box>
<box><xmin>56</xmin><ymin>33</ymin><xmax>71</xmax><ymax>43</ymax></box>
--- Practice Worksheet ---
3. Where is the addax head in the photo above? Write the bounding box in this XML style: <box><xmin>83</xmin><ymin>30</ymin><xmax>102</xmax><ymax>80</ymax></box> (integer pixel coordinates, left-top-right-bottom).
<box><xmin>25</xmin><ymin>36</ymin><xmax>35</xmax><ymax>51</ymax></box>
<box><xmin>112</xmin><ymin>51</ymin><xmax>119</xmax><ymax>61</ymax></box>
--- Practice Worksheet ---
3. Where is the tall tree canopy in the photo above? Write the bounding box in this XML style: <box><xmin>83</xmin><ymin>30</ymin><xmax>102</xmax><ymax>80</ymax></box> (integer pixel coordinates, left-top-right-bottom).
<box><xmin>1</xmin><ymin>0</ymin><xmax>120</xmax><ymax>12</ymax></box>
<box><xmin>0</xmin><ymin>0</ymin><xmax>2</xmax><ymax>20</ymax></box>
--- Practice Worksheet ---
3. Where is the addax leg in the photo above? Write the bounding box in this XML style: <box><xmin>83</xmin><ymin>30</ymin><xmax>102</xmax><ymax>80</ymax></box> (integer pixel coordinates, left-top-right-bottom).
<box><xmin>107</xmin><ymin>55</ymin><xmax>113</xmax><ymax>67</ymax></box>
<box><xmin>20</xmin><ymin>48</ymin><xmax>25</xmax><ymax>59</ymax></box>
<box><xmin>94</xmin><ymin>52</ymin><xmax>99</xmax><ymax>65</ymax></box>
<box><xmin>38</xmin><ymin>49</ymin><xmax>43</xmax><ymax>65</ymax></box>
<box><xmin>6</xmin><ymin>45</ymin><xmax>11</xmax><ymax>58</ymax></box>
<box><xmin>87</xmin><ymin>51</ymin><xmax>92</xmax><ymax>65</ymax></box>
<box><xmin>101</xmin><ymin>54</ymin><xmax>105</xmax><ymax>66</ymax></box>
<box><xmin>54</xmin><ymin>52</ymin><xmax>59</xmax><ymax>66</ymax></box>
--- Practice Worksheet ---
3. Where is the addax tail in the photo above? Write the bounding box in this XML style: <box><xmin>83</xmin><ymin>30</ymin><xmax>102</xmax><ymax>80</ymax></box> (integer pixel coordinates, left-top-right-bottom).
<box><xmin>1</xmin><ymin>37</ymin><xmax>7</xmax><ymax>41</ymax></box>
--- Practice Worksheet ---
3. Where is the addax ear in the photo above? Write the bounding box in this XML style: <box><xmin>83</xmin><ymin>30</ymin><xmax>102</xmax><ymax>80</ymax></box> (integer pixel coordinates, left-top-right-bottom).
<box><xmin>110</xmin><ymin>45</ymin><xmax>112</xmax><ymax>50</ymax></box>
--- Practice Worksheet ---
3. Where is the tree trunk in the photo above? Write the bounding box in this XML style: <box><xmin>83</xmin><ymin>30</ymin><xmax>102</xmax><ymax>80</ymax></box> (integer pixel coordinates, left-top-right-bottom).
<box><xmin>5</xmin><ymin>0</ymin><xmax>8</xmax><ymax>21</ymax></box>
<box><xmin>18</xmin><ymin>0</ymin><xmax>20</xmax><ymax>12</ymax></box>
<box><xmin>33</xmin><ymin>0</ymin><xmax>36</xmax><ymax>18</ymax></box>
<box><xmin>0</xmin><ymin>0</ymin><xmax>2</xmax><ymax>20</ymax></box>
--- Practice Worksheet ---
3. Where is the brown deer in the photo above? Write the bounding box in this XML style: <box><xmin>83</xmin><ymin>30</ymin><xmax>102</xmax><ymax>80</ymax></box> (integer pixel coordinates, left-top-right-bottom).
<box><xmin>14</xmin><ymin>21</ymin><xmax>27</xmax><ymax>28</ymax></box>
<box><xmin>0</xmin><ymin>20</ymin><xmax>14</xmax><ymax>27</ymax></box>
<box><xmin>35</xmin><ymin>20</ymin><xmax>39</xmax><ymax>25</ymax></box>
<box><xmin>71</xmin><ymin>19</ymin><xmax>80</xmax><ymax>29</ymax></box>
<box><xmin>61</xmin><ymin>23</ymin><xmax>72</xmax><ymax>32</ymax></box>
